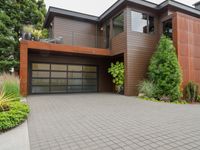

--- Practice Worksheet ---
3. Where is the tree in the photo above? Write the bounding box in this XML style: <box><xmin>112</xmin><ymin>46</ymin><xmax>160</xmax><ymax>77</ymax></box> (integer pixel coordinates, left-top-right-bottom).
<box><xmin>0</xmin><ymin>0</ymin><xmax>46</xmax><ymax>72</ymax></box>
<box><xmin>0</xmin><ymin>12</ymin><xmax>18</xmax><ymax>72</ymax></box>
<box><xmin>148</xmin><ymin>35</ymin><xmax>182</xmax><ymax>101</ymax></box>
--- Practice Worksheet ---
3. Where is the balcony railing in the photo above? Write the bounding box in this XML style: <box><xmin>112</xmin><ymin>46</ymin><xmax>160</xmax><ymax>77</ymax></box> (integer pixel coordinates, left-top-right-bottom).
<box><xmin>42</xmin><ymin>32</ymin><xmax>107</xmax><ymax>49</ymax></box>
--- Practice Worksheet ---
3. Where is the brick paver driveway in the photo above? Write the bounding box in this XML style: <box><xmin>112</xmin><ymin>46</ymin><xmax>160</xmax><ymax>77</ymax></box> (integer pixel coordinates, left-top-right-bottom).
<box><xmin>27</xmin><ymin>94</ymin><xmax>200</xmax><ymax>150</ymax></box>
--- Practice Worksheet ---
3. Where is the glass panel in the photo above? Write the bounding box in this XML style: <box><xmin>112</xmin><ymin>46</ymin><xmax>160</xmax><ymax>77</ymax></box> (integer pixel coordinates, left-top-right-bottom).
<box><xmin>149</xmin><ymin>16</ymin><xmax>155</xmax><ymax>33</ymax></box>
<box><xmin>68</xmin><ymin>72</ymin><xmax>82</xmax><ymax>78</ymax></box>
<box><xmin>32</xmin><ymin>79</ymin><xmax>49</xmax><ymax>85</ymax></box>
<box><xmin>32</xmin><ymin>86</ymin><xmax>49</xmax><ymax>93</ymax></box>
<box><xmin>51</xmin><ymin>86</ymin><xmax>66</xmax><ymax>93</ymax></box>
<box><xmin>51</xmin><ymin>79</ymin><xmax>67</xmax><ymax>85</ymax></box>
<box><xmin>32</xmin><ymin>71</ymin><xmax>50</xmax><ymax>78</ymax></box>
<box><xmin>113</xmin><ymin>12</ymin><xmax>124</xmax><ymax>36</ymax></box>
<box><xmin>83</xmin><ymin>73</ymin><xmax>97</xmax><ymax>79</ymax></box>
<box><xmin>82</xmin><ymin>85</ymin><xmax>97</xmax><ymax>92</ymax></box>
<box><xmin>68</xmin><ymin>79</ymin><xmax>82</xmax><ymax>85</ymax></box>
<box><xmin>83</xmin><ymin>79</ymin><xmax>97</xmax><ymax>85</ymax></box>
<box><xmin>163</xmin><ymin>19</ymin><xmax>172</xmax><ymax>39</ymax></box>
<box><xmin>68</xmin><ymin>65</ymin><xmax>82</xmax><ymax>71</ymax></box>
<box><xmin>105</xmin><ymin>22</ymin><xmax>110</xmax><ymax>48</ymax></box>
<box><xmin>83</xmin><ymin>66</ymin><xmax>96</xmax><ymax>72</ymax></box>
<box><xmin>32</xmin><ymin>63</ymin><xmax>50</xmax><ymax>70</ymax></box>
<box><xmin>68</xmin><ymin>86</ymin><xmax>82</xmax><ymax>92</ymax></box>
<box><xmin>51</xmin><ymin>72</ymin><xmax>66</xmax><ymax>78</ymax></box>
<box><xmin>131</xmin><ymin>11</ymin><xmax>148</xmax><ymax>33</ymax></box>
<box><xmin>51</xmin><ymin>64</ymin><xmax>67</xmax><ymax>71</ymax></box>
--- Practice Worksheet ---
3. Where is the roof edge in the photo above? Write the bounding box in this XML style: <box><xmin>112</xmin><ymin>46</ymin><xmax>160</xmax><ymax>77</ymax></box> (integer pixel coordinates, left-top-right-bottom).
<box><xmin>44</xmin><ymin>0</ymin><xmax>200</xmax><ymax>28</ymax></box>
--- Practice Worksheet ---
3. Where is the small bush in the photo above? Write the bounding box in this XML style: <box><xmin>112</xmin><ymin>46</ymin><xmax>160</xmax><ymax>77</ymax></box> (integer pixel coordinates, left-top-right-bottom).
<box><xmin>0</xmin><ymin>102</ymin><xmax>29</xmax><ymax>132</ymax></box>
<box><xmin>184</xmin><ymin>81</ymin><xmax>199</xmax><ymax>103</ymax></box>
<box><xmin>148</xmin><ymin>35</ymin><xmax>182</xmax><ymax>101</ymax></box>
<box><xmin>0</xmin><ymin>73</ymin><xmax>20</xmax><ymax>101</ymax></box>
<box><xmin>108</xmin><ymin>62</ymin><xmax>125</xmax><ymax>93</ymax></box>
<box><xmin>138</xmin><ymin>80</ymin><xmax>156</xmax><ymax>98</ymax></box>
<box><xmin>0</xmin><ymin>92</ymin><xmax>20</xmax><ymax>112</ymax></box>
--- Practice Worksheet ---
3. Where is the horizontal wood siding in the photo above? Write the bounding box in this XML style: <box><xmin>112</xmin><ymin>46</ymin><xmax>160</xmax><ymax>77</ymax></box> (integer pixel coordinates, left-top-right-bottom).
<box><xmin>125</xmin><ymin>7</ymin><xmax>159</xmax><ymax>96</ymax></box>
<box><xmin>53</xmin><ymin>17</ymin><xmax>97</xmax><ymax>47</ymax></box>
<box><xmin>111</xmin><ymin>32</ymin><xmax>127</xmax><ymax>55</ymax></box>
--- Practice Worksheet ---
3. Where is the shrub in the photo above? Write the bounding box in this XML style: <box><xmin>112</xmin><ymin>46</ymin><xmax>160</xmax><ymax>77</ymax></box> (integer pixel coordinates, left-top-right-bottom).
<box><xmin>184</xmin><ymin>81</ymin><xmax>199</xmax><ymax>103</ymax></box>
<box><xmin>0</xmin><ymin>73</ymin><xmax>20</xmax><ymax>101</ymax></box>
<box><xmin>138</xmin><ymin>80</ymin><xmax>156</xmax><ymax>98</ymax></box>
<box><xmin>148</xmin><ymin>35</ymin><xmax>182</xmax><ymax>101</ymax></box>
<box><xmin>0</xmin><ymin>92</ymin><xmax>19</xmax><ymax>112</ymax></box>
<box><xmin>108</xmin><ymin>62</ymin><xmax>124</xmax><ymax>93</ymax></box>
<box><xmin>0</xmin><ymin>102</ymin><xmax>29</xmax><ymax>131</ymax></box>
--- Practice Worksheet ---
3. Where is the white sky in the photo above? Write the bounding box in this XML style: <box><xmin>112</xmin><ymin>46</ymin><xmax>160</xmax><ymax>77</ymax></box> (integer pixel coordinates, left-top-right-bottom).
<box><xmin>44</xmin><ymin>0</ymin><xmax>198</xmax><ymax>16</ymax></box>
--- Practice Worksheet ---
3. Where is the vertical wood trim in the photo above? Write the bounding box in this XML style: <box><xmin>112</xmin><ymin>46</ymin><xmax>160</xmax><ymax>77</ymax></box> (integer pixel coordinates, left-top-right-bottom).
<box><xmin>20</xmin><ymin>42</ymin><xmax>28</xmax><ymax>96</ymax></box>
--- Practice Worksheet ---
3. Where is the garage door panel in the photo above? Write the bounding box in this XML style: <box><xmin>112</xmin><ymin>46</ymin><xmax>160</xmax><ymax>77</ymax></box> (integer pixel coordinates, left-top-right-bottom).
<box><xmin>31</xmin><ymin>63</ymin><xmax>97</xmax><ymax>94</ymax></box>
<box><xmin>51</xmin><ymin>64</ymin><xmax>67</xmax><ymax>71</ymax></box>
<box><xmin>32</xmin><ymin>86</ymin><xmax>50</xmax><ymax>94</ymax></box>
<box><xmin>32</xmin><ymin>79</ymin><xmax>50</xmax><ymax>86</ymax></box>
<box><xmin>51</xmin><ymin>86</ymin><xmax>67</xmax><ymax>93</ymax></box>
<box><xmin>68</xmin><ymin>86</ymin><xmax>82</xmax><ymax>93</ymax></box>
<box><xmin>51</xmin><ymin>79</ymin><xmax>67</xmax><ymax>85</ymax></box>
<box><xmin>32</xmin><ymin>71</ymin><xmax>50</xmax><ymax>78</ymax></box>
<box><xmin>51</xmin><ymin>72</ymin><xmax>67</xmax><ymax>78</ymax></box>
<box><xmin>32</xmin><ymin>63</ymin><xmax>50</xmax><ymax>70</ymax></box>
<box><xmin>68</xmin><ymin>72</ymin><xmax>82</xmax><ymax>78</ymax></box>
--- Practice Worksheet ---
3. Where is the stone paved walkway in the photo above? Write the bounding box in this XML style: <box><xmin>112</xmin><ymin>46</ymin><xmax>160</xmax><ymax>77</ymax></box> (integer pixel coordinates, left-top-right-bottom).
<box><xmin>27</xmin><ymin>94</ymin><xmax>200</xmax><ymax>150</ymax></box>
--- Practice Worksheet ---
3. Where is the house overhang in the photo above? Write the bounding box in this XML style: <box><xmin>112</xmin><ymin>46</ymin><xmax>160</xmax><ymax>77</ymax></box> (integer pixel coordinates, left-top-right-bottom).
<box><xmin>20</xmin><ymin>40</ymin><xmax>111</xmax><ymax>57</ymax></box>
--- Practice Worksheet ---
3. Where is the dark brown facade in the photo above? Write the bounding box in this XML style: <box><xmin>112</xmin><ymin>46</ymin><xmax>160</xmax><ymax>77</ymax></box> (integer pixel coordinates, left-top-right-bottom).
<box><xmin>20</xmin><ymin>0</ymin><xmax>200</xmax><ymax>96</ymax></box>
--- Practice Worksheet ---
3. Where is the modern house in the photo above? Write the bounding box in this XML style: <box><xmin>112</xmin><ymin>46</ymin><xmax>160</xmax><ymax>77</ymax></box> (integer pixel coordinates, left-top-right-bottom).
<box><xmin>20</xmin><ymin>0</ymin><xmax>200</xmax><ymax>96</ymax></box>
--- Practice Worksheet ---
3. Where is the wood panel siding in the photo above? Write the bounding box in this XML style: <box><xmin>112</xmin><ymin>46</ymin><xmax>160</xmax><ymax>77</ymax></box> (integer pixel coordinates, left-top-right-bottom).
<box><xmin>111</xmin><ymin>32</ymin><xmax>127</xmax><ymax>55</ymax></box>
<box><xmin>53</xmin><ymin>16</ymin><xmax>97</xmax><ymax>47</ymax></box>
<box><xmin>173</xmin><ymin>12</ymin><xmax>200</xmax><ymax>88</ymax></box>
<box><xmin>29</xmin><ymin>52</ymin><xmax>113</xmax><ymax>94</ymax></box>
<box><xmin>124</xmin><ymin>7</ymin><xmax>159</xmax><ymax>96</ymax></box>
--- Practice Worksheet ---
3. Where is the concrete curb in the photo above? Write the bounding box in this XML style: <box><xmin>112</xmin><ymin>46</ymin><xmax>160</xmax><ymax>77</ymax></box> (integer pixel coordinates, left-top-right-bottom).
<box><xmin>0</xmin><ymin>97</ymin><xmax>30</xmax><ymax>150</ymax></box>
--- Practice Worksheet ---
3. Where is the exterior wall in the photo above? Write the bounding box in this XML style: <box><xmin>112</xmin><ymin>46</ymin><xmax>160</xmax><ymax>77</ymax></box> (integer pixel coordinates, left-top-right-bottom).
<box><xmin>53</xmin><ymin>16</ymin><xmax>97</xmax><ymax>47</ymax></box>
<box><xmin>28</xmin><ymin>52</ymin><xmax>113</xmax><ymax>94</ymax></box>
<box><xmin>124</xmin><ymin>7</ymin><xmax>159</xmax><ymax>96</ymax></box>
<box><xmin>111</xmin><ymin>32</ymin><xmax>127</xmax><ymax>55</ymax></box>
<box><xmin>173</xmin><ymin>12</ymin><xmax>200</xmax><ymax>88</ymax></box>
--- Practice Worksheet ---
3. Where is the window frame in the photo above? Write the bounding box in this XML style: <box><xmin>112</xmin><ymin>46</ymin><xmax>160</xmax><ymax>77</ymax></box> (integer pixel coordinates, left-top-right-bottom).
<box><xmin>112</xmin><ymin>11</ymin><xmax>125</xmax><ymax>37</ymax></box>
<box><xmin>131</xmin><ymin>10</ymin><xmax>155</xmax><ymax>34</ymax></box>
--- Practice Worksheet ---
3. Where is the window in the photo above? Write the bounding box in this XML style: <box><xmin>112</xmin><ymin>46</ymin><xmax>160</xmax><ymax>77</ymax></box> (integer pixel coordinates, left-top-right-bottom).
<box><xmin>131</xmin><ymin>11</ymin><xmax>154</xmax><ymax>34</ymax></box>
<box><xmin>105</xmin><ymin>22</ymin><xmax>110</xmax><ymax>48</ymax></box>
<box><xmin>163</xmin><ymin>19</ymin><xmax>172</xmax><ymax>39</ymax></box>
<box><xmin>113</xmin><ymin>12</ymin><xmax>124</xmax><ymax>36</ymax></box>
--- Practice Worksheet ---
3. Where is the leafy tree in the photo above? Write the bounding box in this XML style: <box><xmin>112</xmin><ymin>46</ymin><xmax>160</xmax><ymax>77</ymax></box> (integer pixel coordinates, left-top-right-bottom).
<box><xmin>148</xmin><ymin>35</ymin><xmax>182</xmax><ymax>101</ymax></box>
<box><xmin>0</xmin><ymin>12</ymin><xmax>18</xmax><ymax>72</ymax></box>
<box><xmin>0</xmin><ymin>0</ymin><xmax>46</xmax><ymax>72</ymax></box>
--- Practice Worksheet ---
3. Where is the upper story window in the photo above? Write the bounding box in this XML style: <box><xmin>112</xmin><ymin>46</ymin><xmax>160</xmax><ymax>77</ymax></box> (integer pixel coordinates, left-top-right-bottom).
<box><xmin>131</xmin><ymin>11</ymin><xmax>154</xmax><ymax>34</ymax></box>
<box><xmin>163</xmin><ymin>19</ymin><xmax>172</xmax><ymax>39</ymax></box>
<box><xmin>113</xmin><ymin>12</ymin><xmax>124</xmax><ymax>36</ymax></box>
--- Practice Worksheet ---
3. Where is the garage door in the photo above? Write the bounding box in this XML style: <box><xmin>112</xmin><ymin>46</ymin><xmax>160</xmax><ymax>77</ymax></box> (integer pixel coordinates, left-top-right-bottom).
<box><xmin>30</xmin><ymin>63</ymin><xmax>98</xmax><ymax>94</ymax></box>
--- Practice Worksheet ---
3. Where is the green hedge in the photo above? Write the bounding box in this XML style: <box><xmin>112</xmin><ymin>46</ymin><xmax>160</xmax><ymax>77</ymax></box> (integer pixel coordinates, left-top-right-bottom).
<box><xmin>0</xmin><ymin>102</ymin><xmax>29</xmax><ymax>131</ymax></box>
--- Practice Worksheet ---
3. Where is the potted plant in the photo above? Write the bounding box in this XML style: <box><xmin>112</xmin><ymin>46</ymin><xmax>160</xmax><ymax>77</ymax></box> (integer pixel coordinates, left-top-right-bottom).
<box><xmin>108</xmin><ymin>61</ymin><xmax>124</xmax><ymax>94</ymax></box>
<box><xmin>32</xmin><ymin>29</ymin><xmax>42</xmax><ymax>41</ymax></box>
<box><xmin>22</xmin><ymin>25</ymin><xmax>33</xmax><ymax>40</ymax></box>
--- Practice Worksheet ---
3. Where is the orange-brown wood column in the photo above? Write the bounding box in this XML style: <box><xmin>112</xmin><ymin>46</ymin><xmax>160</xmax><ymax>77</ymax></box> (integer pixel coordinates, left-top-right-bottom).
<box><xmin>20</xmin><ymin>41</ymin><xmax>28</xmax><ymax>96</ymax></box>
